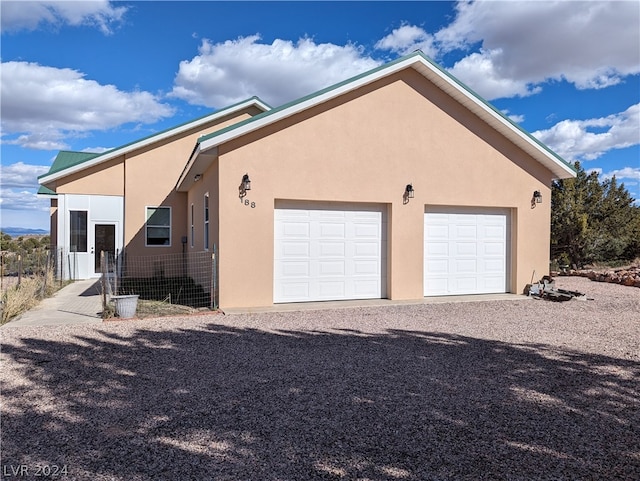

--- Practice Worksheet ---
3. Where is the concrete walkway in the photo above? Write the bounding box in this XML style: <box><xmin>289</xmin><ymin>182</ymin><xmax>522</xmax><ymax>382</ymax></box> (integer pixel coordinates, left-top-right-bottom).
<box><xmin>3</xmin><ymin>279</ymin><xmax>103</xmax><ymax>328</ymax></box>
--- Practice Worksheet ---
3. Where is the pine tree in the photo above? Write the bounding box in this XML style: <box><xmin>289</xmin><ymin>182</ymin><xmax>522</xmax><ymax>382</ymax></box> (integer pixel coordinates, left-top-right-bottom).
<box><xmin>551</xmin><ymin>162</ymin><xmax>640</xmax><ymax>267</ymax></box>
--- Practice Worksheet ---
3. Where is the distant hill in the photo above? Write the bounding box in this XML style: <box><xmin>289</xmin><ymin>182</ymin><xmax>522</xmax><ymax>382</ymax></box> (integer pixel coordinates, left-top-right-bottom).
<box><xmin>1</xmin><ymin>227</ymin><xmax>49</xmax><ymax>237</ymax></box>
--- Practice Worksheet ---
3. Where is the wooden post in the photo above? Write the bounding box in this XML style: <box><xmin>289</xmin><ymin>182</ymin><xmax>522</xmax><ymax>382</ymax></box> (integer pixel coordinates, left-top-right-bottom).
<box><xmin>17</xmin><ymin>254</ymin><xmax>22</xmax><ymax>286</ymax></box>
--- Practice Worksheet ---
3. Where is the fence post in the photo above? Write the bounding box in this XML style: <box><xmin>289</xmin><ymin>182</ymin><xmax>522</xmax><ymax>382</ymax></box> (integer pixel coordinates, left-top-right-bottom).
<box><xmin>17</xmin><ymin>254</ymin><xmax>22</xmax><ymax>286</ymax></box>
<box><xmin>114</xmin><ymin>249</ymin><xmax>119</xmax><ymax>296</ymax></box>
<box><xmin>100</xmin><ymin>251</ymin><xmax>107</xmax><ymax>315</ymax></box>
<box><xmin>210</xmin><ymin>247</ymin><xmax>216</xmax><ymax>310</ymax></box>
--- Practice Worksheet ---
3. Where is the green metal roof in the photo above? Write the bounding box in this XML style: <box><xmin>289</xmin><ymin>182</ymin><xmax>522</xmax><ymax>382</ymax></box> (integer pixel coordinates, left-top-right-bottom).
<box><xmin>39</xmin><ymin>151</ymin><xmax>102</xmax><ymax>179</ymax></box>
<box><xmin>37</xmin><ymin>185</ymin><xmax>57</xmax><ymax>196</ymax></box>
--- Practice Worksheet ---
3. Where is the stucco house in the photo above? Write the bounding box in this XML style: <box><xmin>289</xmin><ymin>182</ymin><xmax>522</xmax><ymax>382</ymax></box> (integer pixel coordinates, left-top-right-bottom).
<box><xmin>39</xmin><ymin>51</ymin><xmax>576</xmax><ymax>309</ymax></box>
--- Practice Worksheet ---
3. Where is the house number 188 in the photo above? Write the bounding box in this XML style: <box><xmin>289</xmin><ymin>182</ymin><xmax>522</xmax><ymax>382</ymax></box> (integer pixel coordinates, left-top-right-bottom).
<box><xmin>244</xmin><ymin>199</ymin><xmax>256</xmax><ymax>208</ymax></box>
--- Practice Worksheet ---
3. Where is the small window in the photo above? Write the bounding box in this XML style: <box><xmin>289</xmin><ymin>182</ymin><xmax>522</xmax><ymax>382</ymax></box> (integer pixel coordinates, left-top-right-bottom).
<box><xmin>70</xmin><ymin>210</ymin><xmax>87</xmax><ymax>252</ymax></box>
<box><xmin>204</xmin><ymin>194</ymin><xmax>209</xmax><ymax>251</ymax></box>
<box><xmin>190</xmin><ymin>204</ymin><xmax>195</xmax><ymax>248</ymax></box>
<box><xmin>146</xmin><ymin>207</ymin><xmax>171</xmax><ymax>246</ymax></box>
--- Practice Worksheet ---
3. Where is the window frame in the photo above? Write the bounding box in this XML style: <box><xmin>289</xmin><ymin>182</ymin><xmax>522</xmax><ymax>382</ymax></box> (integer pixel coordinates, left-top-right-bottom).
<box><xmin>190</xmin><ymin>203</ymin><xmax>195</xmax><ymax>248</ymax></box>
<box><xmin>204</xmin><ymin>193</ymin><xmax>210</xmax><ymax>251</ymax></box>
<box><xmin>145</xmin><ymin>206</ymin><xmax>172</xmax><ymax>247</ymax></box>
<box><xmin>69</xmin><ymin>210</ymin><xmax>88</xmax><ymax>253</ymax></box>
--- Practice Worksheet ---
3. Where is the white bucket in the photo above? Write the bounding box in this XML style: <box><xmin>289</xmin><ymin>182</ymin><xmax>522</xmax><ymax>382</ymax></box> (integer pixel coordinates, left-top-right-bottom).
<box><xmin>112</xmin><ymin>295</ymin><xmax>139</xmax><ymax>318</ymax></box>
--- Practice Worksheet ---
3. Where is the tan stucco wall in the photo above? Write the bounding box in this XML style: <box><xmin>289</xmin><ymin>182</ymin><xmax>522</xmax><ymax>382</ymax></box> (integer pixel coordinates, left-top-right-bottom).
<box><xmin>55</xmin><ymin>157</ymin><xmax>124</xmax><ymax>195</ymax></box>
<box><xmin>211</xmin><ymin>70</ymin><xmax>555</xmax><ymax>308</ymax></box>
<box><xmin>124</xmin><ymin>112</ymin><xmax>256</xmax><ymax>257</ymax></box>
<box><xmin>47</xmin><ymin>109</ymin><xmax>258</xmax><ymax>266</ymax></box>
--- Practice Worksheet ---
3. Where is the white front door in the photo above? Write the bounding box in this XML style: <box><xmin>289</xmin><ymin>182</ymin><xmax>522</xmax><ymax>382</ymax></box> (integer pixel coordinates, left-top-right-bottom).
<box><xmin>274</xmin><ymin>203</ymin><xmax>386</xmax><ymax>303</ymax></box>
<box><xmin>424</xmin><ymin>209</ymin><xmax>509</xmax><ymax>296</ymax></box>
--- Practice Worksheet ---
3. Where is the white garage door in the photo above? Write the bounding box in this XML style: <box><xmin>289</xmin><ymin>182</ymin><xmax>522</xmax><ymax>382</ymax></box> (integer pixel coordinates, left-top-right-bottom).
<box><xmin>274</xmin><ymin>203</ymin><xmax>386</xmax><ymax>303</ymax></box>
<box><xmin>424</xmin><ymin>209</ymin><xmax>509</xmax><ymax>296</ymax></box>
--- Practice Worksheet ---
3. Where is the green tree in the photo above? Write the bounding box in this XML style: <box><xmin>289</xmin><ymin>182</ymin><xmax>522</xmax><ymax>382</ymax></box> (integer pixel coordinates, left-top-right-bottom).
<box><xmin>551</xmin><ymin>161</ymin><xmax>640</xmax><ymax>267</ymax></box>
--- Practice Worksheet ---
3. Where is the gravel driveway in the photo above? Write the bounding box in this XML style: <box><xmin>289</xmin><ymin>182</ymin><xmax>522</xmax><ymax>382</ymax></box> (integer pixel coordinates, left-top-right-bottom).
<box><xmin>1</xmin><ymin>277</ymin><xmax>639</xmax><ymax>480</ymax></box>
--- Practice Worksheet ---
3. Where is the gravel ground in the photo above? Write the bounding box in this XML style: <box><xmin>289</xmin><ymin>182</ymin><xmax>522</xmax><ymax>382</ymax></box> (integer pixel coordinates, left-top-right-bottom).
<box><xmin>1</xmin><ymin>277</ymin><xmax>638</xmax><ymax>480</ymax></box>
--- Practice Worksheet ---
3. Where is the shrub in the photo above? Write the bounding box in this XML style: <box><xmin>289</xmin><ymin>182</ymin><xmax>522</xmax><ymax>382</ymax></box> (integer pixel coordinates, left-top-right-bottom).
<box><xmin>1</xmin><ymin>268</ymin><xmax>57</xmax><ymax>324</ymax></box>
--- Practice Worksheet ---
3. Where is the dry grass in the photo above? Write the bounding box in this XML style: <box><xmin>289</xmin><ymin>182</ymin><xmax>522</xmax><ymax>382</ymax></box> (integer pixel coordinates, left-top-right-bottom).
<box><xmin>0</xmin><ymin>269</ymin><xmax>57</xmax><ymax>324</ymax></box>
<box><xmin>104</xmin><ymin>299</ymin><xmax>199</xmax><ymax>320</ymax></box>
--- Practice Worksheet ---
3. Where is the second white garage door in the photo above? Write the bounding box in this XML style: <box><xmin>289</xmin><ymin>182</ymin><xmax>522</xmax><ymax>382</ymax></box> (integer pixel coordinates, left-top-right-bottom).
<box><xmin>424</xmin><ymin>209</ymin><xmax>509</xmax><ymax>296</ymax></box>
<box><xmin>274</xmin><ymin>203</ymin><xmax>386</xmax><ymax>303</ymax></box>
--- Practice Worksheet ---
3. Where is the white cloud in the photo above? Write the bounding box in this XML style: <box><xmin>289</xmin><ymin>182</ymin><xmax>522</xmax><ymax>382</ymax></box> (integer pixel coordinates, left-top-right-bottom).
<box><xmin>0</xmin><ymin>162</ymin><xmax>49</xmax><ymax>188</ymax></box>
<box><xmin>375</xmin><ymin>24</ymin><xmax>438</xmax><ymax>58</ymax></box>
<box><xmin>0</xmin><ymin>0</ymin><xmax>127</xmax><ymax>35</ymax></box>
<box><xmin>533</xmin><ymin>104</ymin><xmax>640</xmax><ymax>162</ymax></box>
<box><xmin>170</xmin><ymin>35</ymin><xmax>381</xmax><ymax>108</ymax></box>
<box><xmin>0</xmin><ymin>188</ymin><xmax>49</xmax><ymax>212</ymax></box>
<box><xmin>501</xmin><ymin>110</ymin><xmax>524</xmax><ymax>124</ymax></box>
<box><xmin>448</xmin><ymin>50</ymin><xmax>542</xmax><ymax>100</ymax></box>
<box><xmin>600</xmin><ymin>167</ymin><xmax>640</xmax><ymax>183</ymax></box>
<box><xmin>433</xmin><ymin>1</ymin><xmax>640</xmax><ymax>99</ymax></box>
<box><xmin>1</xmin><ymin>61</ymin><xmax>175</xmax><ymax>150</ymax></box>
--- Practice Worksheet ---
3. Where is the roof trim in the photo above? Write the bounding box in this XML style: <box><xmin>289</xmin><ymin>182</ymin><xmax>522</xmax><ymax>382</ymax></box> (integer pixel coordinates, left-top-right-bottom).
<box><xmin>39</xmin><ymin>97</ymin><xmax>271</xmax><ymax>185</ymax></box>
<box><xmin>177</xmin><ymin>51</ymin><xmax>575</xmax><ymax>190</ymax></box>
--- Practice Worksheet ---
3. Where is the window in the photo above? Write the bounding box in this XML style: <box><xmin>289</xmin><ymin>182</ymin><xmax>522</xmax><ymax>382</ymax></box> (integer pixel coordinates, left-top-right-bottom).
<box><xmin>190</xmin><ymin>204</ymin><xmax>195</xmax><ymax>248</ymax></box>
<box><xmin>70</xmin><ymin>211</ymin><xmax>87</xmax><ymax>252</ymax></box>
<box><xmin>204</xmin><ymin>194</ymin><xmax>209</xmax><ymax>250</ymax></box>
<box><xmin>146</xmin><ymin>207</ymin><xmax>171</xmax><ymax>246</ymax></box>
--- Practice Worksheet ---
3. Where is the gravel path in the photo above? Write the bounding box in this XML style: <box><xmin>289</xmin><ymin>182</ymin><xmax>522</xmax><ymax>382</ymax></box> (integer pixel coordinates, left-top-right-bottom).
<box><xmin>1</xmin><ymin>277</ymin><xmax>638</xmax><ymax>480</ymax></box>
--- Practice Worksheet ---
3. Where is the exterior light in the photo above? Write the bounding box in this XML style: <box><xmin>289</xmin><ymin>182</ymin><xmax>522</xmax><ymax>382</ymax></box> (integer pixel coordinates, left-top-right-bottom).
<box><xmin>533</xmin><ymin>190</ymin><xmax>542</xmax><ymax>203</ymax></box>
<box><xmin>405</xmin><ymin>184</ymin><xmax>414</xmax><ymax>198</ymax></box>
<box><xmin>403</xmin><ymin>184</ymin><xmax>415</xmax><ymax>205</ymax></box>
<box><xmin>239</xmin><ymin>173</ymin><xmax>251</xmax><ymax>199</ymax></box>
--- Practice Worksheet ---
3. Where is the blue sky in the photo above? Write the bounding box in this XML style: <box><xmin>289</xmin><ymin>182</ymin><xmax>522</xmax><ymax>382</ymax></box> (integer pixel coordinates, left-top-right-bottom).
<box><xmin>1</xmin><ymin>0</ymin><xmax>639</xmax><ymax>230</ymax></box>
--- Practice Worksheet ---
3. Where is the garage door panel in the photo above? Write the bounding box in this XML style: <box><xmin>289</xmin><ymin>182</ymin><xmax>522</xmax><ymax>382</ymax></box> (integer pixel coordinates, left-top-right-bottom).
<box><xmin>319</xmin><ymin>281</ymin><xmax>346</xmax><ymax>298</ymax></box>
<box><xmin>281</xmin><ymin>261</ymin><xmax>310</xmax><ymax>277</ymax></box>
<box><xmin>456</xmin><ymin>225</ymin><xmax>477</xmax><ymax>239</ymax></box>
<box><xmin>319</xmin><ymin>242</ymin><xmax>345</xmax><ymax>257</ymax></box>
<box><xmin>426</xmin><ymin>259</ymin><xmax>448</xmax><ymax>274</ymax></box>
<box><xmin>282</xmin><ymin>282</ymin><xmax>310</xmax><ymax>298</ymax></box>
<box><xmin>319</xmin><ymin>222</ymin><xmax>345</xmax><ymax>238</ymax></box>
<box><xmin>282</xmin><ymin>222</ymin><xmax>310</xmax><ymax>237</ymax></box>
<box><xmin>275</xmin><ymin>203</ymin><xmax>385</xmax><ymax>303</ymax></box>
<box><xmin>281</xmin><ymin>241</ymin><xmax>310</xmax><ymax>257</ymax></box>
<box><xmin>354</xmin><ymin>280</ymin><xmax>380</xmax><ymax>296</ymax></box>
<box><xmin>426</xmin><ymin>241</ymin><xmax>448</xmax><ymax>256</ymax></box>
<box><xmin>354</xmin><ymin>222</ymin><xmax>380</xmax><ymax>238</ymax></box>
<box><xmin>319</xmin><ymin>261</ymin><xmax>346</xmax><ymax>276</ymax></box>
<box><xmin>425</xmin><ymin>210</ymin><xmax>509</xmax><ymax>296</ymax></box>
<box><xmin>484</xmin><ymin>242</ymin><xmax>505</xmax><ymax>255</ymax></box>
<box><xmin>354</xmin><ymin>259</ymin><xmax>380</xmax><ymax>275</ymax></box>
<box><xmin>455</xmin><ymin>259</ymin><xmax>477</xmax><ymax>274</ymax></box>
<box><xmin>455</xmin><ymin>242</ymin><xmax>477</xmax><ymax>256</ymax></box>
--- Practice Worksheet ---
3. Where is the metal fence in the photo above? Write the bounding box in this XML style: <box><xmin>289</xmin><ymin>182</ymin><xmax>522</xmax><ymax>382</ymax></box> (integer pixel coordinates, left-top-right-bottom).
<box><xmin>102</xmin><ymin>247</ymin><xmax>217</xmax><ymax>309</ymax></box>
<box><xmin>0</xmin><ymin>249</ymin><xmax>59</xmax><ymax>292</ymax></box>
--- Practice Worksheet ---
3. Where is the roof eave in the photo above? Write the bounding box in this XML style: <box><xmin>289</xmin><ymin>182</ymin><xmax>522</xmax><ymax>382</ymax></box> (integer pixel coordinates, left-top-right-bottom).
<box><xmin>39</xmin><ymin>97</ymin><xmax>271</xmax><ymax>185</ymax></box>
<box><xmin>193</xmin><ymin>52</ymin><xmax>575</xmax><ymax>181</ymax></box>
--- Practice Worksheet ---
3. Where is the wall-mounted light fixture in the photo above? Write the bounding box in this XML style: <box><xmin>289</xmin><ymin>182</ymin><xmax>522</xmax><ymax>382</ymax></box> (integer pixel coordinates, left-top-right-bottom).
<box><xmin>533</xmin><ymin>190</ymin><xmax>542</xmax><ymax>203</ymax></box>
<box><xmin>403</xmin><ymin>183</ymin><xmax>415</xmax><ymax>204</ymax></box>
<box><xmin>531</xmin><ymin>190</ymin><xmax>542</xmax><ymax>208</ymax></box>
<box><xmin>194</xmin><ymin>174</ymin><xmax>202</xmax><ymax>182</ymax></box>
<box><xmin>239</xmin><ymin>173</ymin><xmax>251</xmax><ymax>198</ymax></box>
